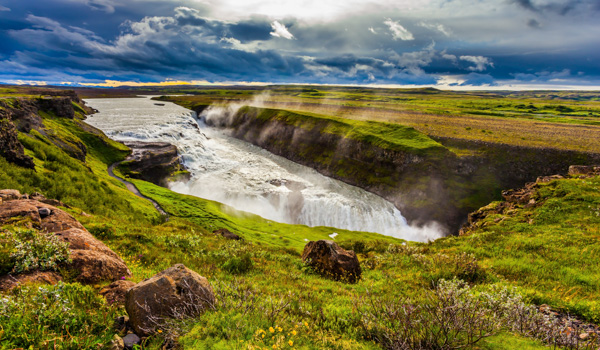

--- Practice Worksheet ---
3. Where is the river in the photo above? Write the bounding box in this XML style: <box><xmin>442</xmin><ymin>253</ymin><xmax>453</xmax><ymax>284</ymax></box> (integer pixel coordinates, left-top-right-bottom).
<box><xmin>84</xmin><ymin>96</ymin><xmax>442</xmax><ymax>242</ymax></box>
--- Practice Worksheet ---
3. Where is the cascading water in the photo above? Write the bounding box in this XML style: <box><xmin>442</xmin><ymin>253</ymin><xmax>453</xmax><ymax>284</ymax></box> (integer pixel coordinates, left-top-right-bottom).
<box><xmin>85</xmin><ymin>96</ymin><xmax>443</xmax><ymax>242</ymax></box>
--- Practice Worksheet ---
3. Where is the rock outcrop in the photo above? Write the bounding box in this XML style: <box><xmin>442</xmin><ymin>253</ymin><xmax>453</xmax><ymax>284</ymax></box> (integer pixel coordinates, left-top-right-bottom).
<box><xmin>100</xmin><ymin>280</ymin><xmax>137</xmax><ymax>305</ymax></box>
<box><xmin>120</xmin><ymin>141</ymin><xmax>188</xmax><ymax>186</ymax></box>
<box><xmin>0</xmin><ymin>118</ymin><xmax>35</xmax><ymax>169</ymax></box>
<box><xmin>0</xmin><ymin>270</ymin><xmax>62</xmax><ymax>291</ymax></box>
<box><xmin>301</xmin><ymin>240</ymin><xmax>362</xmax><ymax>283</ymax></box>
<box><xmin>0</xmin><ymin>195</ymin><xmax>131</xmax><ymax>289</ymax></box>
<box><xmin>569</xmin><ymin>165</ymin><xmax>600</xmax><ymax>176</ymax></box>
<box><xmin>213</xmin><ymin>228</ymin><xmax>242</xmax><ymax>240</ymax></box>
<box><xmin>125</xmin><ymin>264</ymin><xmax>215</xmax><ymax>336</ymax></box>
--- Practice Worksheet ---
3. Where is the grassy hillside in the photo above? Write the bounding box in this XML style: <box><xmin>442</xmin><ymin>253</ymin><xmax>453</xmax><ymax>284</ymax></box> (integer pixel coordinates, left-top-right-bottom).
<box><xmin>1</xmin><ymin>87</ymin><xmax>599</xmax><ymax>349</ymax></box>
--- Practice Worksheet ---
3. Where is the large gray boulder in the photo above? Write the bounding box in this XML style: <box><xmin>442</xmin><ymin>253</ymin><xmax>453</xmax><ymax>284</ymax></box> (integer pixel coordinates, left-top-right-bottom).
<box><xmin>125</xmin><ymin>264</ymin><xmax>215</xmax><ymax>336</ymax></box>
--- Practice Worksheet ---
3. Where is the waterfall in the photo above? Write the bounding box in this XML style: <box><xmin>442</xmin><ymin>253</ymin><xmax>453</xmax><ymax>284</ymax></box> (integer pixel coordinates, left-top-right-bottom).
<box><xmin>85</xmin><ymin>96</ymin><xmax>443</xmax><ymax>242</ymax></box>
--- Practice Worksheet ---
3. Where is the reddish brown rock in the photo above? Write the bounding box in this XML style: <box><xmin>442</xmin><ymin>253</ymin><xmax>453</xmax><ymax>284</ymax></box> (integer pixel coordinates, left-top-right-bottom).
<box><xmin>100</xmin><ymin>280</ymin><xmax>136</xmax><ymax>305</ymax></box>
<box><xmin>125</xmin><ymin>264</ymin><xmax>215</xmax><ymax>336</ymax></box>
<box><xmin>0</xmin><ymin>197</ymin><xmax>131</xmax><ymax>284</ymax></box>
<box><xmin>213</xmin><ymin>228</ymin><xmax>242</xmax><ymax>240</ymax></box>
<box><xmin>301</xmin><ymin>240</ymin><xmax>362</xmax><ymax>283</ymax></box>
<box><xmin>0</xmin><ymin>189</ymin><xmax>22</xmax><ymax>201</ymax></box>
<box><xmin>70</xmin><ymin>250</ymin><xmax>131</xmax><ymax>284</ymax></box>
<box><xmin>0</xmin><ymin>270</ymin><xmax>62</xmax><ymax>291</ymax></box>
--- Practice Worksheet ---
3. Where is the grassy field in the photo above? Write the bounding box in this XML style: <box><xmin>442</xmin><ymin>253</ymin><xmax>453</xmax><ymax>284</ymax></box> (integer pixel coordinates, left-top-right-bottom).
<box><xmin>160</xmin><ymin>86</ymin><xmax>600</xmax><ymax>154</ymax></box>
<box><xmin>1</xmin><ymin>87</ymin><xmax>600</xmax><ymax>349</ymax></box>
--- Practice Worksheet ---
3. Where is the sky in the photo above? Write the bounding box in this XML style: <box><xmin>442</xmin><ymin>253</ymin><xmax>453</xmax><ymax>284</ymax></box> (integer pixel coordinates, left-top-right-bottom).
<box><xmin>0</xmin><ymin>0</ymin><xmax>599</xmax><ymax>89</ymax></box>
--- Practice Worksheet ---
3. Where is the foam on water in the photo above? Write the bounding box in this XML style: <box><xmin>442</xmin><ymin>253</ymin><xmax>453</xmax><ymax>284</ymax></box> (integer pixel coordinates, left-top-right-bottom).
<box><xmin>85</xmin><ymin>96</ymin><xmax>443</xmax><ymax>242</ymax></box>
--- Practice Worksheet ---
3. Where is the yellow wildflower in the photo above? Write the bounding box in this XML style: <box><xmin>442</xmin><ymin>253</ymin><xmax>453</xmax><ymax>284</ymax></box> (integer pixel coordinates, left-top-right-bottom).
<box><xmin>157</xmin><ymin>330</ymin><xmax>163</xmax><ymax>333</ymax></box>
<box><xmin>292</xmin><ymin>330</ymin><xmax>297</xmax><ymax>336</ymax></box>
<box><xmin>262</xmin><ymin>334</ymin><xmax>265</xmax><ymax>338</ymax></box>
<box><xmin>304</xmin><ymin>322</ymin><xmax>308</xmax><ymax>327</ymax></box>
<box><xmin>288</xmin><ymin>340</ymin><xmax>293</xmax><ymax>346</ymax></box>
<box><xmin>277</xmin><ymin>327</ymin><xmax>282</xmax><ymax>332</ymax></box>
<box><xmin>269</xmin><ymin>327</ymin><xmax>275</xmax><ymax>333</ymax></box>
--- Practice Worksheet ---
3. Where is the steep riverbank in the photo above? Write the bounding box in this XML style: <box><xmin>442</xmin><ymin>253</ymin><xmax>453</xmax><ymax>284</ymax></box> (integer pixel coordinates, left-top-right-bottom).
<box><xmin>189</xmin><ymin>104</ymin><xmax>600</xmax><ymax>233</ymax></box>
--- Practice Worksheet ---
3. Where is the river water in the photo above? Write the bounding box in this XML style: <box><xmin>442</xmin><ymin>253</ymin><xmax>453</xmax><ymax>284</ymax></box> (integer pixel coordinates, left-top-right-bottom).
<box><xmin>85</xmin><ymin>96</ymin><xmax>442</xmax><ymax>242</ymax></box>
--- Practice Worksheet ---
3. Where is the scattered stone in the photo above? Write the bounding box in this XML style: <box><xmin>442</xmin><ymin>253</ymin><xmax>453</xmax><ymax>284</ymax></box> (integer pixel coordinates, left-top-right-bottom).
<box><xmin>113</xmin><ymin>315</ymin><xmax>130</xmax><ymax>335</ymax></box>
<box><xmin>536</xmin><ymin>175</ymin><xmax>564</xmax><ymax>183</ymax></box>
<box><xmin>100</xmin><ymin>280</ymin><xmax>136</xmax><ymax>305</ymax></box>
<box><xmin>569</xmin><ymin>165</ymin><xmax>600</xmax><ymax>176</ymax></box>
<box><xmin>0</xmin><ymin>189</ymin><xmax>21</xmax><ymax>201</ymax></box>
<box><xmin>20</xmin><ymin>194</ymin><xmax>29</xmax><ymax>200</ymax></box>
<box><xmin>38</xmin><ymin>207</ymin><xmax>51</xmax><ymax>218</ymax></box>
<box><xmin>107</xmin><ymin>334</ymin><xmax>125</xmax><ymax>350</ymax></box>
<box><xmin>0</xmin><ymin>271</ymin><xmax>62</xmax><ymax>292</ymax></box>
<box><xmin>301</xmin><ymin>240</ymin><xmax>362</xmax><ymax>283</ymax></box>
<box><xmin>125</xmin><ymin>264</ymin><xmax>215</xmax><ymax>336</ymax></box>
<box><xmin>580</xmin><ymin>333</ymin><xmax>590</xmax><ymax>340</ymax></box>
<box><xmin>213</xmin><ymin>228</ymin><xmax>242</xmax><ymax>240</ymax></box>
<box><xmin>122</xmin><ymin>333</ymin><xmax>141</xmax><ymax>349</ymax></box>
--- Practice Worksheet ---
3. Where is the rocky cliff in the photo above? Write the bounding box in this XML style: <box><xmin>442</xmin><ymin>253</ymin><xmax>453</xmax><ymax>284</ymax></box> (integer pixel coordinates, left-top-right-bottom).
<box><xmin>118</xmin><ymin>141</ymin><xmax>189</xmax><ymax>186</ymax></box>
<box><xmin>199</xmin><ymin>105</ymin><xmax>600</xmax><ymax>234</ymax></box>
<box><xmin>0</xmin><ymin>92</ymin><xmax>94</xmax><ymax>165</ymax></box>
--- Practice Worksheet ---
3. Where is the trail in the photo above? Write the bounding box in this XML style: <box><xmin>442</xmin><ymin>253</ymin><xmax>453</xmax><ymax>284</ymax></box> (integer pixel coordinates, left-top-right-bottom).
<box><xmin>107</xmin><ymin>162</ymin><xmax>169</xmax><ymax>220</ymax></box>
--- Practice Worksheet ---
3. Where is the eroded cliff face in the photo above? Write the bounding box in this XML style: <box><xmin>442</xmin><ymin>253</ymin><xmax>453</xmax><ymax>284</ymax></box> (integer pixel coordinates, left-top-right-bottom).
<box><xmin>199</xmin><ymin>105</ymin><xmax>600</xmax><ymax>234</ymax></box>
<box><xmin>0</xmin><ymin>93</ymin><xmax>95</xmax><ymax>166</ymax></box>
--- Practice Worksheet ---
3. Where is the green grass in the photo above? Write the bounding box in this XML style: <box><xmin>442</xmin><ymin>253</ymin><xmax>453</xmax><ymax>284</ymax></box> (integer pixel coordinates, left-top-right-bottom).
<box><xmin>2</xmin><ymin>89</ymin><xmax>600</xmax><ymax>349</ymax></box>
<box><xmin>238</xmin><ymin>106</ymin><xmax>447</xmax><ymax>156</ymax></box>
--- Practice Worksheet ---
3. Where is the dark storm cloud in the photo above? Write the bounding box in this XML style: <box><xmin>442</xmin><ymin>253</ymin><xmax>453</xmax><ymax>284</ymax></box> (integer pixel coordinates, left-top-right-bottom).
<box><xmin>0</xmin><ymin>0</ymin><xmax>599</xmax><ymax>87</ymax></box>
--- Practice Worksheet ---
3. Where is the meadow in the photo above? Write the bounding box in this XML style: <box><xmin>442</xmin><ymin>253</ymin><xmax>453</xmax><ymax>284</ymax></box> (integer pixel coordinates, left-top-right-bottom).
<box><xmin>1</xmin><ymin>86</ymin><xmax>599</xmax><ymax>349</ymax></box>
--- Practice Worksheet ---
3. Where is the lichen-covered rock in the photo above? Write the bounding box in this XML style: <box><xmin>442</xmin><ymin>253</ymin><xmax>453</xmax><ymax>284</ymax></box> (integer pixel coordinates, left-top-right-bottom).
<box><xmin>125</xmin><ymin>264</ymin><xmax>215</xmax><ymax>336</ymax></box>
<box><xmin>0</xmin><ymin>270</ymin><xmax>62</xmax><ymax>291</ymax></box>
<box><xmin>569</xmin><ymin>165</ymin><xmax>600</xmax><ymax>176</ymax></box>
<box><xmin>0</xmin><ymin>189</ymin><xmax>22</xmax><ymax>201</ymax></box>
<box><xmin>301</xmin><ymin>240</ymin><xmax>362</xmax><ymax>283</ymax></box>
<box><xmin>100</xmin><ymin>280</ymin><xmax>136</xmax><ymax>305</ymax></box>
<box><xmin>0</xmin><ymin>197</ymin><xmax>131</xmax><ymax>285</ymax></box>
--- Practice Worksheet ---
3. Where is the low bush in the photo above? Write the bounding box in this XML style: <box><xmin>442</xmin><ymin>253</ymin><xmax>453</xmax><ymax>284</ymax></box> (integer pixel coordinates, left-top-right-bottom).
<box><xmin>0</xmin><ymin>228</ymin><xmax>70</xmax><ymax>274</ymax></box>
<box><xmin>0</xmin><ymin>282</ymin><xmax>119</xmax><ymax>349</ymax></box>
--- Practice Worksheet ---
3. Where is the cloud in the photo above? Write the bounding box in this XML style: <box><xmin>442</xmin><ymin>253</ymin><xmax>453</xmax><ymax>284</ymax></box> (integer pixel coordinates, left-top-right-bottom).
<box><xmin>270</xmin><ymin>21</ymin><xmax>294</xmax><ymax>39</ymax></box>
<box><xmin>419</xmin><ymin>22</ymin><xmax>451</xmax><ymax>36</ymax></box>
<box><xmin>527</xmin><ymin>18</ymin><xmax>541</xmax><ymax>28</ymax></box>
<box><xmin>384</xmin><ymin>18</ymin><xmax>414</xmax><ymax>41</ymax></box>
<box><xmin>508</xmin><ymin>0</ymin><xmax>597</xmax><ymax>16</ymax></box>
<box><xmin>459</xmin><ymin>55</ymin><xmax>493</xmax><ymax>71</ymax></box>
<box><xmin>368</xmin><ymin>27</ymin><xmax>377</xmax><ymax>34</ymax></box>
<box><xmin>0</xmin><ymin>5</ymin><xmax>10</xmax><ymax>11</ymax></box>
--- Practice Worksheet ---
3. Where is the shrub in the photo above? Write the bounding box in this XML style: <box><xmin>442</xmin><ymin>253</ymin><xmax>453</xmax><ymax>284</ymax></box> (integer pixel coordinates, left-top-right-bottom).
<box><xmin>221</xmin><ymin>254</ymin><xmax>253</xmax><ymax>275</ymax></box>
<box><xmin>356</xmin><ymin>279</ymin><xmax>600</xmax><ymax>350</ymax></box>
<box><xmin>5</xmin><ymin>229</ymin><xmax>71</xmax><ymax>274</ymax></box>
<box><xmin>0</xmin><ymin>282</ymin><xmax>119</xmax><ymax>349</ymax></box>
<box><xmin>86</xmin><ymin>223</ymin><xmax>116</xmax><ymax>239</ymax></box>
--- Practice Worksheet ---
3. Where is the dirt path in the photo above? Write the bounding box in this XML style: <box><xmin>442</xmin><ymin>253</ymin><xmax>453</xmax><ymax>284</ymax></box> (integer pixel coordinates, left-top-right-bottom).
<box><xmin>107</xmin><ymin>162</ymin><xmax>169</xmax><ymax>220</ymax></box>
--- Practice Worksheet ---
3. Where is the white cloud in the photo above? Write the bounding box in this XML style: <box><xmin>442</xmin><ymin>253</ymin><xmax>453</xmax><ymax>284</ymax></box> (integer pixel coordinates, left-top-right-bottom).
<box><xmin>384</xmin><ymin>18</ymin><xmax>414</xmax><ymax>40</ymax></box>
<box><xmin>419</xmin><ymin>22</ymin><xmax>452</xmax><ymax>36</ymax></box>
<box><xmin>368</xmin><ymin>27</ymin><xmax>377</xmax><ymax>34</ymax></box>
<box><xmin>270</xmin><ymin>21</ymin><xmax>294</xmax><ymax>39</ymax></box>
<box><xmin>441</xmin><ymin>50</ymin><xmax>457</xmax><ymax>62</ymax></box>
<box><xmin>0</xmin><ymin>5</ymin><xmax>10</xmax><ymax>11</ymax></box>
<box><xmin>459</xmin><ymin>55</ymin><xmax>493</xmax><ymax>71</ymax></box>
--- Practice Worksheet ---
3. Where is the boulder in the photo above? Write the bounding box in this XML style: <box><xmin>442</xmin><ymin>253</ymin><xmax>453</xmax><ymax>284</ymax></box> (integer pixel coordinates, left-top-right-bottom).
<box><xmin>301</xmin><ymin>240</ymin><xmax>362</xmax><ymax>283</ymax></box>
<box><xmin>0</xmin><ymin>198</ymin><xmax>131</xmax><ymax>285</ymax></box>
<box><xmin>0</xmin><ymin>270</ymin><xmax>62</xmax><ymax>291</ymax></box>
<box><xmin>569</xmin><ymin>165</ymin><xmax>600</xmax><ymax>176</ymax></box>
<box><xmin>125</xmin><ymin>264</ymin><xmax>215</xmax><ymax>336</ymax></box>
<box><xmin>213</xmin><ymin>228</ymin><xmax>242</xmax><ymax>240</ymax></box>
<box><xmin>0</xmin><ymin>189</ymin><xmax>22</xmax><ymax>201</ymax></box>
<box><xmin>100</xmin><ymin>280</ymin><xmax>137</xmax><ymax>305</ymax></box>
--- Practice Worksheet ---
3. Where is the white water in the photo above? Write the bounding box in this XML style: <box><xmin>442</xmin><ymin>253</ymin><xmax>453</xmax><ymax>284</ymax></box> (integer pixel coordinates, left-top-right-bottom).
<box><xmin>85</xmin><ymin>96</ymin><xmax>443</xmax><ymax>242</ymax></box>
